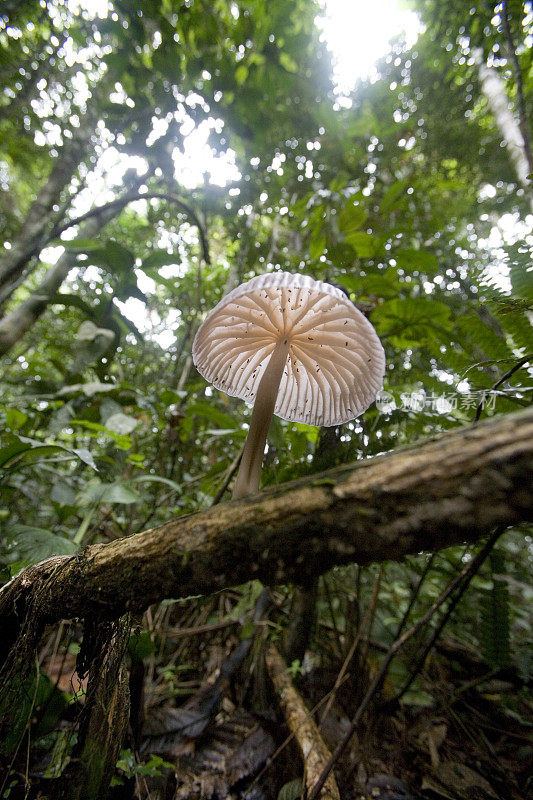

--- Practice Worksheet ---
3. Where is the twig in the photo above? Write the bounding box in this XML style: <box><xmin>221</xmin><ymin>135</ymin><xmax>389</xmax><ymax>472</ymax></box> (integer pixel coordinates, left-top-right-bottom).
<box><xmin>322</xmin><ymin>575</ymin><xmax>343</xmax><ymax>657</ymax></box>
<box><xmin>319</xmin><ymin>567</ymin><xmax>382</xmax><ymax>727</ymax></box>
<box><xmin>49</xmin><ymin>190</ymin><xmax>211</xmax><ymax>265</ymax></box>
<box><xmin>307</xmin><ymin>528</ymin><xmax>503</xmax><ymax>800</ymax></box>
<box><xmin>210</xmin><ymin>444</ymin><xmax>244</xmax><ymax>506</ymax></box>
<box><xmin>394</xmin><ymin>534</ymin><xmax>500</xmax><ymax>702</ymax></box>
<box><xmin>356</xmin><ymin>566</ymin><xmax>382</xmax><ymax>675</ymax></box>
<box><xmin>473</xmin><ymin>354</ymin><xmax>531</xmax><ymax>422</ymax></box>
<box><xmin>396</xmin><ymin>553</ymin><xmax>435</xmax><ymax>638</ymax></box>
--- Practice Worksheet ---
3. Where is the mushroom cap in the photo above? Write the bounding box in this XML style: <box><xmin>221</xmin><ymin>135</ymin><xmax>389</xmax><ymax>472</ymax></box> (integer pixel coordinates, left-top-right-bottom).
<box><xmin>192</xmin><ymin>271</ymin><xmax>385</xmax><ymax>426</ymax></box>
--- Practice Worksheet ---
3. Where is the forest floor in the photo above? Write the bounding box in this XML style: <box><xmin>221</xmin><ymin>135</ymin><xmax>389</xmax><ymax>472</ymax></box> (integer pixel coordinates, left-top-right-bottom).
<box><xmin>2</xmin><ymin>591</ymin><xmax>531</xmax><ymax>800</ymax></box>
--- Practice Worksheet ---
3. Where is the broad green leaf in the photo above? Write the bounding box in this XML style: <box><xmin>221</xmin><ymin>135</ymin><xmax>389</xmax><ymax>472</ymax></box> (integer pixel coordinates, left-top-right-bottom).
<box><xmin>89</xmin><ymin>240</ymin><xmax>135</xmax><ymax>273</ymax></box>
<box><xmin>187</xmin><ymin>402</ymin><xmax>237</xmax><ymax>429</ymax></box>
<box><xmin>395</xmin><ymin>249</ymin><xmax>439</xmax><ymax>277</ymax></box>
<box><xmin>71</xmin><ymin>420</ymin><xmax>132</xmax><ymax>450</ymax></box>
<box><xmin>105</xmin><ymin>412</ymin><xmax>139</xmax><ymax>435</ymax></box>
<box><xmin>0</xmin><ymin>434</ymin><xmax>97</xmax><ymax>471</ymax></box>
<box><xmin>380</xmin><ymin>179</ymin><xmax>408</xmax><ymax>212</ymax></box>
<box><xmin>59</xmin><ymin>237</ymin><xmax>101</xmax><ymax>252</ymax></box>
<box><xmin>339</xmin><ymin>274</ymin><xmax>362</xmax><ymax>293</ymax></box>
<box><xmin>142</xmin><ymin>251</ymin><xmax>180</xmax><ymax>270</ymax></box>
<box><xmin>160</xmin><ymin>389</ymin><xmax>187</xmax><ymax>405</ymax></box>
<box><xmin>510</xmin><ymin>263</ymin><xmax>533</xmax><ymax>302</ymax></box>
<box><xmin>9</xmin><ymin>524</ymin><xmax>77</xmax><ymax>567</ymax></box>
<box><xmin>345</xmin><ymin>231</ymin><xmax>378</xmax><ymax>257</ymax></box>
<box><xmin>361</xmin><ymin>273</ymin><xmax>399</xmax><ymax>298</ymax></box>
<box><xmin>374</xmin><ymin>297</ymin><xmax>451</xmax><ymax>347</ymax></box>
<box><xmin>309</xmin><ymin>232</ymin><xmax>326</xmax><ymax>260</ymax></box>
<box><xmin>80</xmin><ymin>480</ymin><xmax>140</xmax><ymax>505</ymax></box>
<box><xmin>339</xmin><ymin>199</ymin><xmax>367</xmax><ymax>233</ymax></box>
<box><xmin>5</xmin><ymin>408</ymin><xmax>27</xmax><ymax>430</ymax></box>
<box><xmin>294</xmin><ymin>422</ymin><xmax>319</xmax><ymax>443</ymax></box>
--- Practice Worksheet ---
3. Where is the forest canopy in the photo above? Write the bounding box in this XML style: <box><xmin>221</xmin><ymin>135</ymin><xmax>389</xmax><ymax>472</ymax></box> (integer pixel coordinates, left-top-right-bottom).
<box><xmin>0</xmin><ymin>0</ymin><xmax>532</xmax><ymax>798</ymax></box>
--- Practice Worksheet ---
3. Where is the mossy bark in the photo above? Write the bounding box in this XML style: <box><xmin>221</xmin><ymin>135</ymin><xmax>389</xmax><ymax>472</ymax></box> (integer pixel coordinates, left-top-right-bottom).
<box><xmin>0</xmin><ymin>408</ymin><xmax>532</xmax><ymax>676</ymax></box>
<box><xmin>61</xmin><ymin>616</ymin><xmax>131</xmax><ymax>800</ymax></box>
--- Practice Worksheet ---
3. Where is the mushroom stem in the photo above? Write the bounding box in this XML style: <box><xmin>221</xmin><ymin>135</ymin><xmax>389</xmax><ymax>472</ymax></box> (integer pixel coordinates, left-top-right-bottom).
<box><xmin>232</xmin><ymin>337</ymin><xmax>291</xmax><ymax>499</ymax></box>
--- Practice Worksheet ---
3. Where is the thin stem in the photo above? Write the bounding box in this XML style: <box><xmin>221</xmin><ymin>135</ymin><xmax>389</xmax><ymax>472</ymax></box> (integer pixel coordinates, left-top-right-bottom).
<box><xmin>307</xmin><ymin>528</ymin><xmax>503</xmax><ymax>800</ymax></box>
<box><xmin>232</xmin><ymin>337</ymin><xmax>290</xmax><ymax>499</ymax></box>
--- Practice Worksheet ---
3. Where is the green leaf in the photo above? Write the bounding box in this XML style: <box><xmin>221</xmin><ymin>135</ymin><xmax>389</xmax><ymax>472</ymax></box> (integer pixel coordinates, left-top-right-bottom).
<box><xmin>128</xmin><ymin>631</ymin><xmax>156</xmax><ymax>661</ymax></box>
<box><xmin>309</xmin><ymin>232</ymin><xmax>326</xmax><ymax>260</ymax></box>
<box><xmin>361</xmin><ymin>273</ymin><xmax>399</xmax><ymax>298</ymax></box>
<box><xmin>0</xmin><ymin>670</ymin><xmax>70</xmax><ymax>756</ymax></box>
<box><xmin>374</xmin><ymin>297</ymin><xmax>451</xmax><ymax>347</ymax></box>
<box><xmin>60</xmin><ymin>237</ymin><xmax>101</xmax><ymax>252</ymax></box>
<box><xmin>5</xmin><ymin>408</ymin><xmax>27</xmax><ymax>430</ymax></box>
<box><xmin>294</xmin><ymin>422</ymin><xmax>319</xmax><ymax>443</ymax></box>
<box><xmin>278</xmin><ymin>778</ymin><xmax>303</xmax><ymax>800</ymax></box>
<box><xmin>80</xmin><ymin>480</ymin><xmax>140</xmax><ymax>505</ymax></box>
<box><xmin>105</xmin><ymin>412</ymin><xmax>139</xmax><ymax>435</ymax></box>
<box><xmin>186</xmin><ymin>402</ymin><xmax>237</xmax><ymax>429</ymax></box>
<box><xmin>279</xmin><ymin>52</ymin><xmax>298</xmax><ymax>73</ymax></box>
<box><xmin>394</xmin><ymin>249</ymin><xmax>439</xmax><ymax>277</ymax></box>
<box><xmin>235</xmin><ymin>64</ymin><xmax>248</xmax><ymax>85</ymax></box>
<box><xmin>510</xmin><ymin>263</ymin><xmax>533</xmax><ymax>302</ymax></box>
<box><xmin>9</xmin><ymin>524</ymin><xmax>77</xmax><ymax>567</ymax></box>
<box><xmin>89</xmin><ymin>240</ymin><xmax>135</xmax><ymax>273</ymax></box>
<box><xmin>131</xmin><ymin>475</ymin><xmax>182</xmax><ymax>492</ymax></box>
<box><xmin>338</xmin><ymin>198</ymin><xmax>367</xmax><ymax>233</ymax></box>
<box><xmin>339</xmin><ymin>274</ymin><xmax>361</xmax><ymax>293</ymax></box>
<box><xmin>380</xmin><ymin>179</ymin><xmax>408</xmax><ymax>213</ymax></box>
<box><xmin>71</xmin><ymin>420</ymin><xmax>133</xmax><ymax>450</ymax></box>
<box><xmin>0</xmin><ymin>434</ymin><xmax>97</xmax><ymax>472</ymax></box>
<box><xmin>345</xmin><ymin>231</ymin><xmax>378</xmax><ymax>257</ymax></box>
<box><xmin>142</xmin><ymin>250</ymin><xmax>180</xmax><ymax>270</ymax></box>
<box><xmin>160</xmin><ymin>389</ymin><xmax>187</xmax><ymax>405</ymax></box>
<box><xmin>480</xmin><ymin>551</ymin><xmax>511</xmax><ymax>669</ymax></box>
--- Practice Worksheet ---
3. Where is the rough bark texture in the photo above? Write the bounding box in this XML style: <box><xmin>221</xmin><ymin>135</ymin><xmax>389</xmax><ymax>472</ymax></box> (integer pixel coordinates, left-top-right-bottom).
<box><xmin>265</xmin><ymin>643</ymin><xmax>341</xmax><ymax>800</ymax></box>
<box><xmin>62</xmin><ymin>617</ymin><xmax>131</xmax><ymax>800</ymax></box>
<box><xmin>0</xmin><ymin>407</ymin><xmax>532</xmax><ymax>664</ymax></box>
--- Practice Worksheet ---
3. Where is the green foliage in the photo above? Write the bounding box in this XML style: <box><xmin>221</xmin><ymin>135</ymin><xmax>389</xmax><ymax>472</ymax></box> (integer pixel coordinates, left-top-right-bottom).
<box><xmin>114</xmin><ymin>749</ymin><xmax>173</xmax><ymax>782</ymax></box>
<box><xmin>0</xmin><ymin>669</ymin><xmax>70</xmax><ymax>756</ymax></box>
<box><xmin>0</xmin><ymin>0</ymin><xmax>531</xmax><ymax>762</ymax></box>
<box><xmin>278</xmin><ymin>778</ymin><xmax>303</xmax><ymax>800</ymax></box>
<box><xmin>479</xmin><ymin>550</ymin><xmax>511</xmax><ymax>669</ymax></box>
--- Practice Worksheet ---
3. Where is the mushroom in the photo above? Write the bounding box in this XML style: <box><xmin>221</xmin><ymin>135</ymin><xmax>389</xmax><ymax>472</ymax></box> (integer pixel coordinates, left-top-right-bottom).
<box><xmin>192</xmin><ymin>271</ymin><xmax>385</xmax><ymax>499</ymax></box>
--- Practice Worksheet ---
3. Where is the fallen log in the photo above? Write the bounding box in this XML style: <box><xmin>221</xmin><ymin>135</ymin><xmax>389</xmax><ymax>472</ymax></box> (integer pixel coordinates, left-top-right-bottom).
<box><xmin>1</xmin><ymin>407</ymin><xmax>532</xmax><ymax>663</ymax></box>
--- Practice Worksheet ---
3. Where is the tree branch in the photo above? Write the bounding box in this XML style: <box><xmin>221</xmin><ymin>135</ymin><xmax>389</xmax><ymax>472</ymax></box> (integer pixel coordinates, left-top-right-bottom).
<box><xmin>48</xmin><ymin>190</ymin><xmax>211</xmax><ymax>266</ymax></box>
<box><xmin>0</xmin><ymin>407</ymin><xmax>532</xmax><ymax>663</ymax></box>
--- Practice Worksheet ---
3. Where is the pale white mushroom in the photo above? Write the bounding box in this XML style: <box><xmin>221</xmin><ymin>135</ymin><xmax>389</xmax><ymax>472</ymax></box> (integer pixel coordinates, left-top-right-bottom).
<box><xmin>192</xmin><ymin>272</ymin><xmax>385</xmax><ymax>499</ymax></box>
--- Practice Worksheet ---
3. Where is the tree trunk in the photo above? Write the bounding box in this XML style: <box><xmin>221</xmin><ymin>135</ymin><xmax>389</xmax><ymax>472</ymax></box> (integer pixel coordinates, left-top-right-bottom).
<box><xmin>0</xmin><ymin>176</ymin><xmax>144</xmax><ymax>356</ymax></box>
<box><xmin>0</xmin><ymin>113</ymin><xmax>97</xmax><ymax>292</ymax></box>
<box><xmin>476</xmin><ymin>51</ymin><xmax>533</xmax><ymax>211</ymax></box>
